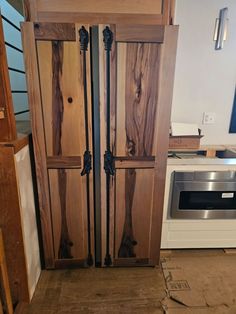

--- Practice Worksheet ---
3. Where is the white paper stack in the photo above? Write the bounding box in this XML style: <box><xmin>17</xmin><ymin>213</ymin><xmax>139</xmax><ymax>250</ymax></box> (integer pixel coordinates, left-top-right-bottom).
<box><xmin>171</xmin><ymin>122</ymin><xmax>199</xmax><ymax>136</ymax></box>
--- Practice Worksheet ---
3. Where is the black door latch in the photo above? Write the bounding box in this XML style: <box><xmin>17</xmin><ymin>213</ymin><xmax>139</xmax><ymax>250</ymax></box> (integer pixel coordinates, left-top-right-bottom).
<box><xmin>81</xmin><ymin>150</ymin><xmax>92</xmax><ymax>176</ymax></box>
<box><xmin>104</xmin><ymin>150</ymin><xmax>115</xmax><ymax>176</ymax></box>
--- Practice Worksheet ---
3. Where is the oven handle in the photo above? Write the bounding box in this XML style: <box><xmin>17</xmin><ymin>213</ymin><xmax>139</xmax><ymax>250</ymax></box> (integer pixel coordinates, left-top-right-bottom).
<box><xmin>174</xmin><ymin>181</ymin><xmax>236</xmax><ymax>192</ymax></box>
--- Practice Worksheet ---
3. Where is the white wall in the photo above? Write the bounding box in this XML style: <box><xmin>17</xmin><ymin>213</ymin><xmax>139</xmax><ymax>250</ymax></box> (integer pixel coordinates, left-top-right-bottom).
<box><xmin>171</xmin><ymin>0</ymin><xmax>236</xmax><ymax>145</ymax></box>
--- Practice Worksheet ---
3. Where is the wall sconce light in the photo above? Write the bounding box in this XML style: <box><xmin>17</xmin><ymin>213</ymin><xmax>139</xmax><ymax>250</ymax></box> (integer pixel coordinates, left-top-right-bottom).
<box><xmin>214</xmin><ymin>7</ymin><xmax>228</xmax><ymax>50</ymax></box>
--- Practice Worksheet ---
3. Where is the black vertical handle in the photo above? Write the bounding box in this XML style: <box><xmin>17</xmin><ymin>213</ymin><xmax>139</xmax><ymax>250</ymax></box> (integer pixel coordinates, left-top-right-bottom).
<box><xmin>79</xmin><ymin>26</ymin><xmax>93</xmax><ymax>267</ymax></box>
<box><xmin>103</xmin><ymin>26</ymin><xmax>114</xmax><ymax>267</ymax></box>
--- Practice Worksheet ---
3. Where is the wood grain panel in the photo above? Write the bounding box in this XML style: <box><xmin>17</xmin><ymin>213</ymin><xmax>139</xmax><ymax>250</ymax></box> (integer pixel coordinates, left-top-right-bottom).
<box><xmin>34</xmin><ymin>23</ymin><xmax>76</xmax><ymax>41</ymax></box>
<box><xmin>60</xmin><ymin>38</ymin><xmax>86</xmax><ymax>157</ymax></box>
<box><xmin>37</xmin><ymin>0</ymin><xmax>163</xmax><ymax>15</ymax></box>
<box><xmin>116</xmin><ymin>42</ymin><xmax>126</xmax><ymax>157</ymax></box>
<box><xmin>116</xmin><ymin>42</ymin><xmax>160</xmax><ymax>157</ymax></box>
<box><xmin>125</xmin><ymin>43</ymin><xmax>159</xmax><ymax>157</ymax></box>
<box><xmin>37</xmin><ymin>40</ymin><xmax>84</xmax><ymax>157</ymax></box>
<box><xmin>21</xmin><ymin>22</ymin><xmax>54</xmax><ymax>268</ymax></box>
<box><xmin>0</xmin><ymin>146</ymin><xmax>29</xmax><ymax>303</ymax></box>
<box><xmin>0</xmin><ymin>229</ymin><xmax>13</xmax><ymax>314</ymax></box>
<box><xmin>115</xmin><ymin>156</ymin><xmax>155</xmax><ymax>169</ymax></box>
<box><xmin>116</xmin><ymin>25</ymin><xmax>164</xmax><ymax>43</ymax></box>
<box><xmin>48</xmin><ymin>169</ymin><xmax>85</xmax><ymax>260</ymax></box>
<box><xmin>0</xmin><ymin>15</ymin><xmax>17</xmax><ymax>141</ymax></box>
<box><xmin>37</xmin><ymin>12</ymin><xmax>164</xmax><ymax>25</ymax></box>
<box><xmin>118</xmin><ymin>169</ymin><xmax>137</xmax><ymax>258</ymax></box>
<box><xmin>52</xmin><ymin>40</ymin><xmax>64</xmax><ymax>156</ymax></box>
<box><xmin>58</xmin><ymin>169</ymin><xmax>72</xmax><ymax>259</ymax></box>
<box><xmin>115</xmin><ymin>169</ymin><xmax>154</xmax><ymax>260</ymax></box>
<box><xmin>47</xmin><ymin>156</ymin><xmax>81</xmax><ymax>168</ymax></box>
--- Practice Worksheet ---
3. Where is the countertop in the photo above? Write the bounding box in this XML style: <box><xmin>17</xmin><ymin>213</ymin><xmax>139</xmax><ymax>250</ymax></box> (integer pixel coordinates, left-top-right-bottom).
<box><xmin>168</xmin><ymin>157</ymin><xmax>236</xmax><ymax>166</ymax></box>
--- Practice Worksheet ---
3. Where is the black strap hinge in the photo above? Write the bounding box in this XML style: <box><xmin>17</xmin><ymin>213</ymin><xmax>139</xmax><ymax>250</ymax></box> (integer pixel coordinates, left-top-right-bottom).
<box><xmin>81</xmin><ymin>150</ymin><xmax>92</xmax><ymax>176</ymax></box>
<box><xmin>104</xmin><ymin>150</ymin><xmax>115</xmax><ymax>176</ymax></box>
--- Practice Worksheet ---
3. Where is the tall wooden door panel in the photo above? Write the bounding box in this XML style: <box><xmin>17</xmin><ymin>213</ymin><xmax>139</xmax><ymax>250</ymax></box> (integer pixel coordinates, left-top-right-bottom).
<box><xmin>22</xmin><ymin>23</ymin><xmax>94</xmax><ymax>268</ymax></box>
<box><xmin>99</xmin><ymin>24</ymin><xmax>178</xmax><ymax>266</ymax></box>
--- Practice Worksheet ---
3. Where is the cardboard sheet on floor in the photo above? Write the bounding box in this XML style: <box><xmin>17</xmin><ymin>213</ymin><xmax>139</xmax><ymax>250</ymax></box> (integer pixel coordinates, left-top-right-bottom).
<box><xmin>161</xmin><ymin>255</ymin><xmax>236</xmax><ymax>314</ymax></box>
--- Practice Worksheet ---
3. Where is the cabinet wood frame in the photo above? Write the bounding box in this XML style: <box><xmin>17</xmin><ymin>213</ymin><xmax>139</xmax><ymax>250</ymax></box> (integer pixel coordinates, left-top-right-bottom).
<box><xmin>99</xmin><ymin>24</ymin><xmax>178</xmax><ymax>266</ymax></box>
<box><xmin>21</xmin><ymin>22</ymin><xmax>94</xmax><ymax>269</ymax></box>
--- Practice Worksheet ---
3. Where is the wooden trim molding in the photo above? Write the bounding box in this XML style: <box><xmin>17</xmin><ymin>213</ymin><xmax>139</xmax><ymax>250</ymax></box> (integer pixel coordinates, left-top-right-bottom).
<box><xmin>0</xmin><ymin>134</ymin><xmax>28</xmax><ymax>153</ymax></box>
<box><xmin>23</xmin><ymin>0</ymin><xmax>38</xmax><ymax>21</ymax></box>
<box><xmin>47</xmin><ymin>156</ymin><xmax>82</xmax><ymax>169</ymax></box>
<box><xmin>37</xmin><ymin>12</ymin><xmax>164</xmax><ymax>25</ymax></box>
<box><xmin>150</xmin><ymin>25</ymin><xmax>179</xmax><ymax>265</ymax></box>
<box><xmin>33</xmin><ymin>22</ymin><xmax>76</xmax><ymax>41</ymax></box>
<box><xmin>115</xmin><ymin>156</ymin><xmax>155</xmax><ymax>169</ymax></box>
<box><xmin>170</xmin><ymin>0</ymin><xmax>176</xmax><ymax>24</ymax></box>
<box><xmin>22</xmin><ymin>0</ymin><xmax>174</xmax><ymax>25</ymax></box>
<box><xmin>21</xmin><ymin>22</ymin><xmax>55</xmax><ymax>268</ymax></box>
<box><xmin>0</xmin><ymin>229</ymin><xmax>14</xmax><ymax>314</ymax></box>
<box><xmin>116</xmin><ymin>25</ymin><xmax>165</xmax><ymax>43</ymax></box>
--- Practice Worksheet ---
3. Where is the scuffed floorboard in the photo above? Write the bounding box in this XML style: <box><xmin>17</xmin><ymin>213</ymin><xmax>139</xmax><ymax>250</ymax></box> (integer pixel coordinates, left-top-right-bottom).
<box><xmin>24</xmin><ymin>267</ymin><xmax>166</xmax><ymax>313</ymax></box>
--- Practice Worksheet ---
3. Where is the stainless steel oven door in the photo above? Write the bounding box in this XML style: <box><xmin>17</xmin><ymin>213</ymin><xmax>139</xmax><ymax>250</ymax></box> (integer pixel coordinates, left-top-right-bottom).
<box><xmin>171</xmin><ymin>171</ymin><xmax>236</xmax><ymax>219</ymax></box>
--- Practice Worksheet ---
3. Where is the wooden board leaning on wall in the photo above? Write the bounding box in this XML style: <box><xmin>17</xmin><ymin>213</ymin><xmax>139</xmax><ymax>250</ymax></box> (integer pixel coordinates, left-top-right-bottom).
<box><xmin>0</xmin><ymin>137</ymin><xmax>30</xmax><ymax>305</ymax></box>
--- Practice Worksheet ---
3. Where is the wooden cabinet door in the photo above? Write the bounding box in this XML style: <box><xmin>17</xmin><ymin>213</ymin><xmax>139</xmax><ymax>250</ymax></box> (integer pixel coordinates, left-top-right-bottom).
<box><xmin>99</xmin><ymin>25</ymin><xmax>178</xmax><ymax>266</ymax></box>
<box><xmin>22</xmin><ymin>23</ymin><xmax>94</xmax><ymax>268</ymax></box>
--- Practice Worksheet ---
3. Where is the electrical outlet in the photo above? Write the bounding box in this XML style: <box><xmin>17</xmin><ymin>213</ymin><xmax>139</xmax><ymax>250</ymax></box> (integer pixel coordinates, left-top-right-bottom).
<box><xmin>203</xmin><ymin>112</ymin><xmax>216</xmax><ymax>124</ymax></box>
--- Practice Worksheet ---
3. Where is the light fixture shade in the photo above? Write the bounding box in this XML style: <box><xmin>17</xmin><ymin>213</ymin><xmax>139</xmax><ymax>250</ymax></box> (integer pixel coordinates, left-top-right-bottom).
<box><xmin>214</xmin><ymin>7</ymin><xmax>228</xmax><ymax>50</ymax></box>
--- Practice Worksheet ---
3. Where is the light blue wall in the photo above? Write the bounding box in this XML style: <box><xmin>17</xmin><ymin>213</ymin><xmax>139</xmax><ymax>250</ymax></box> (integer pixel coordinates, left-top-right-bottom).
<box><xmin>0</xmin><ymin>0</ymin><xmax>29</xmax><ymax>121</ymax></box>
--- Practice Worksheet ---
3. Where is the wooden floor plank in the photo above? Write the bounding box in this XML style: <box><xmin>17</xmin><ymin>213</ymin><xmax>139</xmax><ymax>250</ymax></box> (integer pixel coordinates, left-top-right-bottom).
<box><xmin>24</xmin><ymin>268</ymin><xmax>165</xmax><ymax>313</ymax></box>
